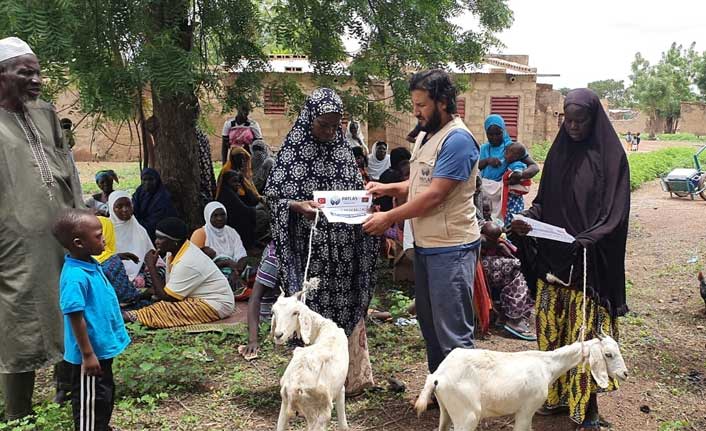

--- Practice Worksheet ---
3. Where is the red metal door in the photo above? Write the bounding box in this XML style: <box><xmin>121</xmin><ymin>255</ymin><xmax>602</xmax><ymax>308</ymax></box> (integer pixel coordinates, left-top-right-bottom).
<box><xmin>490</xmin><ymin>96</ymin><xmax>520</xmax><ymax>141</ymax></box>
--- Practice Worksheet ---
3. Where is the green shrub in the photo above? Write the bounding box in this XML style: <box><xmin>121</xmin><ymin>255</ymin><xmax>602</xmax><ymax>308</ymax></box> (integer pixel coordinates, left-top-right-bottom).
<box><xmin>627</xmin><ymin>147</ymin><xmax>704</xmax><ymax>190</ymax></box>
<box><xmin>0</xmin><ymin>402</ymin><xmax>73</xmax><ymax>431</ymax></box>
<box><xmin>529</xmin><ymin>141</ymin><xmax>552</xmax><ymax>162</ymax></box>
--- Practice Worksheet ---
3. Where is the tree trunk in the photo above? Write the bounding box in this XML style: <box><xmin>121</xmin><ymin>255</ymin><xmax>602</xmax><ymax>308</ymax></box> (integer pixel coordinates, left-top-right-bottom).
<box><xmin>147</xmin><ymin>0</ymin><xmax>203</xmax><ymax>229</ymax></box>
<box><xmin>152</xmin><ymin>93</ymin><xmax>202</xmax><ymax>229</ymax></box>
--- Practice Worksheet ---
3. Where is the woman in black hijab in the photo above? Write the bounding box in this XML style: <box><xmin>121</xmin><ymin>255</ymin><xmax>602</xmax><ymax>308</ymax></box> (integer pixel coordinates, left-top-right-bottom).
<box><xmin>510</xmin><ymin>88</ymin><xmax>630</xmax><ymax>430</ymax></box>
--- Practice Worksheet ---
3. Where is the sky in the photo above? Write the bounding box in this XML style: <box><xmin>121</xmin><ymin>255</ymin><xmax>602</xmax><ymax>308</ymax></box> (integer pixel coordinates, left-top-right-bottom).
<box><xmin>488</xmin><ymin>0</ymin><xmax>706</xmax><ymax>88</ymax></box>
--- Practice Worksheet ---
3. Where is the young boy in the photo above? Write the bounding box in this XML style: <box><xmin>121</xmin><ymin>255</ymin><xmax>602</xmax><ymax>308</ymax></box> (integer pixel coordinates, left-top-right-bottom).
<box><xmin>52</xmin><ymin>209</ymin><xmax>130</xmax><ymax>431</ymax></box>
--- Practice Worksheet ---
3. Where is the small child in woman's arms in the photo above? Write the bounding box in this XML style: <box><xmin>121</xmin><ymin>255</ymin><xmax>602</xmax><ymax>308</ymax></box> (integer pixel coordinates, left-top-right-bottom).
<box><xmin>504</xmin><ymin>142</ymin><xmax>528</xmax><ymax>173</ymax></box>
<box><xmin>52</xmin><ymin>209</ymin><xmax>130</xmax><ymax>431</ymax></box>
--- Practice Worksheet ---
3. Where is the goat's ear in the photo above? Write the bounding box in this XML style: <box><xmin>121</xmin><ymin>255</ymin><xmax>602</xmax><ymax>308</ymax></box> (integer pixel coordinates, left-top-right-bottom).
<box><xmin>589</xmin><ymin>342</ymin><xmax>609</xmax><ymax>389</ymax></box>
<box><xmin>294</xmin><ymin>291</ymin><xmax>304</xmax><ymax>301</ymax></box>
<box><xmin>298</xmin><ymin>310</ymin><xmax>313</xmax><ymax>344</ymax></box>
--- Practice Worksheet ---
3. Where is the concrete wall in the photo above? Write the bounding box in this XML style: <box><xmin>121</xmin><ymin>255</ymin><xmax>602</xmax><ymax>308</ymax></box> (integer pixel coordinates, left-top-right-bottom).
<box><xmin>679</xmin><ymin>101</ymin><xmax>706</xmax><ymax>136</ymax></box>
<box><xmin>382</xmin><ymin>72</ymin><xmax>538</xmax><ymax>149</ymax></box>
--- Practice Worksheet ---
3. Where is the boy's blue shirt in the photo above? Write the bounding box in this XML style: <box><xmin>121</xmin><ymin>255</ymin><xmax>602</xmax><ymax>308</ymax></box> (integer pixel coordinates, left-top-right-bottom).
<box><xmin>59</xmin><ymin>255</ymin><xmax>130</xmax><ymax>365</ymax></box>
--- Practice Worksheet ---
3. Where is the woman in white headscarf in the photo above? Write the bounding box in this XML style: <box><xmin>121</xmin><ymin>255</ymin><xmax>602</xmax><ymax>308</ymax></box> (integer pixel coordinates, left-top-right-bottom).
<box><xmin>191</xmin><ymin>201</ymin><xmax>247</xmax><ymax>289</ymax></box>
<box><xmin>367</xmin><ymin>140</ymin><xmax>391</xmax><ymax>181</ymax></box>
<box><xmin>108</xmin><ymin>191</ymin><xmax>157</xmax><ymax>283</ymax></box>
<box><xmin>346</xmin><ymin>120</ymin><xmax>368</xmax><ymax>155</ymax></box>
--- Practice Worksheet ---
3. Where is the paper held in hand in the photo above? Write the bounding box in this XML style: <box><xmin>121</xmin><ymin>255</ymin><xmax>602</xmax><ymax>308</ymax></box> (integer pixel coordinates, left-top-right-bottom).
<box><xmin>313</xmin><ymin>190</ymin><xmax>373</xmax><ymax>224</ymax></box>
<box><xmin>513</xmin><ymin>214</ymin><xmax>575</xmax><ymax>244</ymax></box>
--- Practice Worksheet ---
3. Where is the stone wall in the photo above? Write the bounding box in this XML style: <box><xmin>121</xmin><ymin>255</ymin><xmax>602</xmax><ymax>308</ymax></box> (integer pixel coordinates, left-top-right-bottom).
<box><xmin>679</xmin><ymin>101</ymin><xmax>706</xmax><ymax>136</ymax></box>
<box><xmin>532</xmin><ymin>83</ymin><xmax>564</xmax><ymax>143</ymax></box>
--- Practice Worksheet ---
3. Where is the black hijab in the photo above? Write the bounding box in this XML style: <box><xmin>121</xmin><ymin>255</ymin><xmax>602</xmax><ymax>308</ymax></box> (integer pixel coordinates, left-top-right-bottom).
<box><xmin>524</xmin><ymin>88</ymin><xmax>630</xmax><ymax>317</ymax></box>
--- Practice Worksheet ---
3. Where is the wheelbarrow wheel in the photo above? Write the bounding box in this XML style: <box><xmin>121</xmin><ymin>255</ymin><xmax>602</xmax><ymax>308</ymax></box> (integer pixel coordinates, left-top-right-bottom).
<box><xmin>673</xmin><ymin>192</ymin><xmax>689</xmax><ymax>198</ymax></box>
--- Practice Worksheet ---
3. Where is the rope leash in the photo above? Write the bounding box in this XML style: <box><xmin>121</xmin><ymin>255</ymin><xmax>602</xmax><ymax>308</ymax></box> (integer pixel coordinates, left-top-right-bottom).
<box><xmin>546</xmin><ymin>247</ymin><xmax>589</xmax><ymax>364</ymax></box>
<box><xmin>278</xmin><ymin>209</ymin><xmax>321</xmax><ymax>299</ymax></box>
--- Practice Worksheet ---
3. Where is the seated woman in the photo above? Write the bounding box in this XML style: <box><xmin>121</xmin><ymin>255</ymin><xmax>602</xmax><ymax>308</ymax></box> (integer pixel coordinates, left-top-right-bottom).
<box><xmin>124</xmin><ymin>217</ymin><xmax>235</xmax><ymax>328</ymax></box>
<box><xmin>132</xmin><ymin>168</ymin><xmax>177</xmax><ymax>241</ymax></box>
<box><xmin>85</xmin><ymin>169</ymin><xmax>118</xmax><ymax>216</ymax></box>
<box><xmin>94</xmin><ymin>215</ymin><xmax>154</xmax><ymax>310</ymax></box>
<box><xmin>108</xmin><ymin>191</ymin><xmax>163</xmax><ymax>290</ymax></box>
<box><xmin>480</xmin><ymin>222</ymin><xmax>535</xmax><ymax>341</ymax></box>
<box><xmin>190</xmin><ymin>202</ymin><xmax>247</xmax><ymax>290</ymax></box>
<box><xmin>216</xmin><ymin>169</ymin><xmax>260</xmax><ymax>250</ymax></box>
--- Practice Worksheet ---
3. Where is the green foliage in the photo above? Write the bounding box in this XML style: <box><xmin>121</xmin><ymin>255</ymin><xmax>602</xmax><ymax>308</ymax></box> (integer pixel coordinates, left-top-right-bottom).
<box><xmin>627</xmin><ymin>147</ymin><xmax>704</xmax><ymax>190</ymax></box>
<box><xmin>558</xmin><ymin>87</ymin><xmax>571</xmax><ymax>96</ymax></box>
<box><xmin>114</xmin><ymin>324</ymin><xmax>210</xmax><ymax>397</ymax></box>
<box><xmin>529</xmin><ymin>140</ymin><xmax>552</xmax><ymax>162</ymax></box>
<box><xmin>629</xmin><ymin>43</ymin><xmax>701</xmax><ymax>133</ymax></box>
<box><xmin>0</xmin><ymin>403</ymin><xmax>73</xmax><ymax>431</ymax></box>
<box><xmin>588</xmin><ymin>79</ymin><xmax>630</xmax><ymax>108</ymax></box>
<box><xmin>387</xmin><ymin>290</ymin><xmax>414</xmax><ymax>318</ymax></box>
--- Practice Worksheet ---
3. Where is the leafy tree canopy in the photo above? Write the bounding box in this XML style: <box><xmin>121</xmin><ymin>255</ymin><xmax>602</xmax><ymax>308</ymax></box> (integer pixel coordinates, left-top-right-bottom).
<box><xmin>587</xmin><ymin>79</ymin><xmax>629</xmax><ymax>108</ymax></box>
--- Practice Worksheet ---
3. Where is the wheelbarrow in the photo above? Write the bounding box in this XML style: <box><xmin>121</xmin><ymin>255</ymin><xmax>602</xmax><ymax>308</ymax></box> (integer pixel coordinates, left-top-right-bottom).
<box><xmin>659</xmin><ymin>145</ymin><xmax>706</xmax><ymax>201</ymax></box>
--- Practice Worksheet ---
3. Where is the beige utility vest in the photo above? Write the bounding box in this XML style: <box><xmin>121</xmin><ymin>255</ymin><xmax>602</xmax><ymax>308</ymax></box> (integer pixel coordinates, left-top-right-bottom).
<box><xmin>409</xmin><ymin>117</ymin><xmax>480</xmax><ymax>248</ymax></box>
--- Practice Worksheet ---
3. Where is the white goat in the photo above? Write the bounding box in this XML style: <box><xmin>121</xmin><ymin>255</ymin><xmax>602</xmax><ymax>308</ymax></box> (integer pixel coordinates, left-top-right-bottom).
<box><xmin>415</xmin><ymin>335</ymin><xmax>628</xmax><ymax>431</ymax></box>
<box><xmin>272</xmin><ymin>283</ymin><xmax>349</xmax><ymax>431</ymax></box>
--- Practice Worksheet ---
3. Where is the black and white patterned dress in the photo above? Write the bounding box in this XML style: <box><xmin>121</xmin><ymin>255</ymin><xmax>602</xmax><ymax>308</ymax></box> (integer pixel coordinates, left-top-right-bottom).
<box><xmin>264</xmin><ymin>88</ymin><xmax>379</xmax><ymax>335</ymax></box>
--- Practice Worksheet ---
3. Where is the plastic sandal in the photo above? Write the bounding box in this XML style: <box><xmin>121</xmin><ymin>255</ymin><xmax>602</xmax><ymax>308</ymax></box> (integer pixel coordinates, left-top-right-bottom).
<box><xmin>504</xmin><ymin>324</ymin><xmax>538</xmax><ymax>341</ymax></box>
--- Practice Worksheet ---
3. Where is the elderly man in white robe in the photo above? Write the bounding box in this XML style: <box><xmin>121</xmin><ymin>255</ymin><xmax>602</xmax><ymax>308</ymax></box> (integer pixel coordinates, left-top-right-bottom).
<box><xmin>0</xmin><ymin>37</ymin><xmax>84</xmax><ymax>420</ymax></box>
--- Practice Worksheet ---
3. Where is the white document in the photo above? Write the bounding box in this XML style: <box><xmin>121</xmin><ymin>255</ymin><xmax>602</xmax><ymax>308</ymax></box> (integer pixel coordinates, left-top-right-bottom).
<box><xmin>513</xmin><ymin>214</ymin><xmax>575</xmax><ymax>244</ymax></box>
<box><xmin>313</xmin><ymin>190</ymin><xmax>373</xmax><ymax>224</ymax></box>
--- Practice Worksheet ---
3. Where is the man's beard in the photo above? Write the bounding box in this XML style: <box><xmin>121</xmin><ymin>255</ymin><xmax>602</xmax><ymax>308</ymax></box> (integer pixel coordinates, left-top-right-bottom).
<box><xmin>419</xmin><ymin>108</ymin><xmax>442</xmax><ymax>133</ymax></box>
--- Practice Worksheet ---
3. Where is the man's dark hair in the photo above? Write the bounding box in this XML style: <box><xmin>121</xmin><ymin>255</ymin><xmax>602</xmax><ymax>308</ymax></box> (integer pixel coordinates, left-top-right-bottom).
<box><xmin>52</xmin><ymin>208</ymin><xmax>95</xmax><ymax>249</ymax></box>
<box><xmin>390</xmin><ymin>147</ymin><xmax>411</xmax><ymax>169</ymax></box>
<box><xmin>409</xmin><ymin>69</ymin><xmax>457</xmax><ymax>114</ymax></box>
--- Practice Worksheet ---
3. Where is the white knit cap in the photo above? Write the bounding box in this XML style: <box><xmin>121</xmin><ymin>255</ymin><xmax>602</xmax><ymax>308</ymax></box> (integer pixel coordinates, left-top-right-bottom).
<box><xmin>0</xmin><ymin>37</ymin><xmax>35</xmax><ymax>63</ymax></box>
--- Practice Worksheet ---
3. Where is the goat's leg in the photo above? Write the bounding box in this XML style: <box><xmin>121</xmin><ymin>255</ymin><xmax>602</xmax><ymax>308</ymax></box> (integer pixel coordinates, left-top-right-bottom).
<box><xmin>276</xmin><ymin>396</ymin><xmax>289</xmax><ymax>431</ymax></box>
<box><xmin>307</xmin><ymin>411</ymin><xmax>331</xmax><ymax>431</ymax></box>
<box><xmin>512</xmin><ymin>410</ymin><xmax>535</xmax><ymax>431</ymax></box>
<box><xmin>335</xmin><ymin>386</ymin><xmax>349</xmax><ymax>430</ymax></box>
<box><xmin>438</xmin><ymin>404</ymin><xmax>452</xmax><ymax>431</ymax></box>
<box><xmin>457</xmin><ymin>412</ymin><xmax>480</xmax><ymax>431</ymax></box>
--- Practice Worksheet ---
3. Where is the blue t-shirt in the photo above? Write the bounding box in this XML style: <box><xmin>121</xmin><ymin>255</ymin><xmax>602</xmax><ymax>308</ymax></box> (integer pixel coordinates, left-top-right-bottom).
<box><xmin>507</xmin><ymin>160</ymin><xmax>527</xmax><ymax>172</ymax></box>
<box><xmin>59</xmin><ymin>256</ymin><xmax>130</xmax><ymax>365</ymax></box>
<box><xmin>479</xmin><ymin>142</ymin><xmax>509</xmax><ymax>180</ymax></box>
<box><xmin>415</xmin><ymin>128</ymin><xmax>480</xmax><ymax>255</ymax></box>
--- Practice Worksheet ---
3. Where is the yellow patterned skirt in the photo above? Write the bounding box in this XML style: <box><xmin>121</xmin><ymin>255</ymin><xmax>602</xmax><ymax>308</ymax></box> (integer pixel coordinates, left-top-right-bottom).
<box><xmin>536</xmin><ymin>280</ymin><xmax>620</xmax><ymax>424</ymax></box>
<box><xmin>127</xmin><ymin>298</ymin><xmax>221</xmax><ymax>329</ymax></box>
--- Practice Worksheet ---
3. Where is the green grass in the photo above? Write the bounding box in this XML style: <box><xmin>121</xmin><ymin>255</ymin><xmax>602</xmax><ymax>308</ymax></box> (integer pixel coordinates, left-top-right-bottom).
<box><xmin>655</xmin><ymin>133</ymin><xmax>704</xmax><ymax>142</ymax></box>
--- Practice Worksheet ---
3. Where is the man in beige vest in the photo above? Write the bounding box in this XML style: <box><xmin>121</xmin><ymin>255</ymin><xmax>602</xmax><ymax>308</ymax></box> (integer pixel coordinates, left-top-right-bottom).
<box><xmin>364</xmin><ymin>70</ymin><xmax>480</xmax><ymax>373</ymax></box>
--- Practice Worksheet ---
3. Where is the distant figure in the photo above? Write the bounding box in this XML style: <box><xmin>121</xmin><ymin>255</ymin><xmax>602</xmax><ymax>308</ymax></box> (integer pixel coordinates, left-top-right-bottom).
<box><xmin>85</xmin><ymin>169</ymin><xmax>119</xmax><ymax>216</ymax></box>
<box><xmin>632</xmin><ymin>132</ymin><xmax>641</xmax><ymax>151</ymax></box>
<box><xmin>346</xmin><ymin>120</ymin><xmax>367</xmax><ymax>155</ymax></box>
<box><xmin>221</xmin><ymin>104</ymin><xmax>262</xmax><ymax>162</ymax></box>
<box><xmin>367</xmin><ymin>141</ymin><xmax>391</xmax><ymax>181</ymax></box>
<box><xmin>132</xmin><ymin>168</ymin><xmax>178</xmax><ymax>241</ymax></box>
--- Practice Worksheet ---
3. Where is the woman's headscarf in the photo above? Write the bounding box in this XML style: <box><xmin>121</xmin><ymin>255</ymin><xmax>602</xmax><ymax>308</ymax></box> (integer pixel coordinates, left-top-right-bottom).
<box><xmin>367</xmin><ymin>141</ymin><xmax>391</xmax><ymax>179</ymax></box>
<box><xmin>203</xmin><ymin>201</ymin><xmax>247</xmax><ymax>261</ymax></box>
<box><xmin>251</xmin><ymin>139</ymin><xmax>275</xmax><ymax>193</ymax></box>
<box><xmin>217</xmin><ymin>170</ymin><xmax>258</xmax><ymax>249</ymax></box>
<box><xmin>264</xmin><ymin>88</ymin><xmax>379</xmax><ymax>335</ymax></box>
<box><xmin>132</xmin><ymin>168</ymin><xmax>177</xmax><ymax>240</ymax></box>
<box><xmin>215</xmin><ymin>147</ymin><xmax>260</xmax><ymax>200</ymax></box>
<box><xmin>524</xmin><ymin>88</ymin><xmax>630</xmax><ymax>317</ymax></box>
<box><xmin>95</xmin><ymin>169</ymin><xmax>119</xmax><ymax>185</ymax></box>
<box><xmin>108</xmin><ymin>191</ymin><xmax>155</xmax><ymax>281</ymax></box>
<box><xmin>346</xmin><ymin>120</ymin><xmax>366</xmax><ymax>149</ymax></box>
<box><xmin>480</xmin><ymin>114</ymin><xmax>514</xmax><ymax>180</ymax></box>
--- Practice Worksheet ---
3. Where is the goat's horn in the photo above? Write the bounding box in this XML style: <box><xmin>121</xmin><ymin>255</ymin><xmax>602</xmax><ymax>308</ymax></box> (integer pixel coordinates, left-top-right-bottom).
<box><xmin>596</xmin><ymin>331</ymin><xmax>606</xmax><ymax>340</ymax></box>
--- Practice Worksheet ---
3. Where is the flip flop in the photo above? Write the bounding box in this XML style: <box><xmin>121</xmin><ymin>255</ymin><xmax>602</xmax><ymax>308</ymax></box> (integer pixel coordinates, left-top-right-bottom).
<box><xmin>504</xmin><ymin>324</ymin><xmax>537</xmax><ymax>341</ymax></box>
<box><xmin>237</xmin><ymin>345</ymin><xmax>259</xmax><ymax>361</ymax></box>
<box><xmin>576</xmin><ymin>418</ymin><xmax>602</xmax><ymax>430</ymax></box>
<box><xmin>536</xmin><ymin>405</ymin><xmax>569</xmax><ymax>416</ymax></box>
